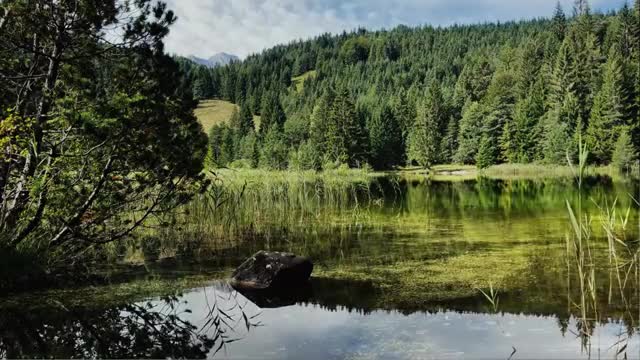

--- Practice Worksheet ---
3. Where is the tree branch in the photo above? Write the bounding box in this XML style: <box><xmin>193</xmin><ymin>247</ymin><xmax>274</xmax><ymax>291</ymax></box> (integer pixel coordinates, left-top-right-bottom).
<box><xmin>49</xmin><ymin>155</ymin><xmax>114</xmax><ymax>248</ymax></box>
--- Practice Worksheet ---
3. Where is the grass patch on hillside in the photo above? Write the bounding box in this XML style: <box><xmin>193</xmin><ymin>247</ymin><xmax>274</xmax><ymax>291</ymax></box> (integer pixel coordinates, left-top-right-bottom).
<box><xmin>194</xmin><ymin>99</ymin><xmax>238</xmax><ymax>132</ymax></box>
<box><xmin>195</xmin><ymin>99</ymin><xmax>261</xmax><ymax>132</ymax></box>
<box><xmin>292</xmin><ymin>70</ymin><xmax>317</xmax><ymax>93</ymax></box>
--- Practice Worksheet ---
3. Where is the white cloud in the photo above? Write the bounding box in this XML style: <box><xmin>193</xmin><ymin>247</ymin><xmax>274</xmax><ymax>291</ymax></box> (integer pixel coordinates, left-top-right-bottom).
<box><xmin>163</xmin><ymin>0</ymin><xmax>624</xmax><ymax>59</ymax></box>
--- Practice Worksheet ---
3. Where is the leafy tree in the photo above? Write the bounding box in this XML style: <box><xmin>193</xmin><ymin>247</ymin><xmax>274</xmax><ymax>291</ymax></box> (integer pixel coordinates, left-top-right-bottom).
<box><xmin>0</xmin><ymin>0</ymin><xmax>207</xmax><ymax>259</ymax></box>
<box><xmin>340</xmin><ymin>36</ymin><xmax>370</xmax><ymax>64</ymax></box>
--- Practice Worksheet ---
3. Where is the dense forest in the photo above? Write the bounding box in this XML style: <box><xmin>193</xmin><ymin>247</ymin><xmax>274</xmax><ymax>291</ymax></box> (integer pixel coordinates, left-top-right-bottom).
<box><xmin>181</xmin><ymin>0</ymin><xmax>640</xmax><ymax>171</ymax></box>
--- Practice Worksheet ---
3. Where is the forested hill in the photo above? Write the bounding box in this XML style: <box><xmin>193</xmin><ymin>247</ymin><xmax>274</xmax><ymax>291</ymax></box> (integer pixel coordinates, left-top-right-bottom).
<box><xmin>180</xmin><ymin>0</ymin><xmax>640</xmax><ymax>171</ymax></box>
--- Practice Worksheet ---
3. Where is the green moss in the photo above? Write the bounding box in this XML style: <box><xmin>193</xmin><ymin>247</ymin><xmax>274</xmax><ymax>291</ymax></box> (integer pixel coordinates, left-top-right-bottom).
<box><xmin>314</xmin><ymin>244</ymin><xmax>542</xmax><ymax>309</ymax></box>
<box><xmin>0</xmin><ymin>273</ymin><xmax>223</xmax><ymax>310</ymax></box>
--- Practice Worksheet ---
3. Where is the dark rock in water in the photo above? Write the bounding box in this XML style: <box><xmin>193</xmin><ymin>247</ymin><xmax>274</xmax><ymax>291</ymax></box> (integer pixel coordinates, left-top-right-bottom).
<box><xmin>231</xmin><ymin>251</ymin><xmax>313</xmax><ymax>289</ymax></box>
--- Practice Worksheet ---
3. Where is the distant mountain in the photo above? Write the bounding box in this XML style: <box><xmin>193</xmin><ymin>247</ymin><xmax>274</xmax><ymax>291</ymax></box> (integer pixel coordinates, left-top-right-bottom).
<box><xmin>188</xmin><ymin>52</ymin><xmax>239</xmax><ymax>68</ymax></box>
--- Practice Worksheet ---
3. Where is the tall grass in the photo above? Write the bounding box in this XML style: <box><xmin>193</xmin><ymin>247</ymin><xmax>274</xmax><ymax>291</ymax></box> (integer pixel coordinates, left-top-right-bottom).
<box><xmin>564</xmin><ymin>138</ymin><xmax>640</xmax><ymax>358</ymax></box>
<box><xmin>143</xmin><ymin>169</ymin><xmax>388</xmax><ymax>261</ymax></box>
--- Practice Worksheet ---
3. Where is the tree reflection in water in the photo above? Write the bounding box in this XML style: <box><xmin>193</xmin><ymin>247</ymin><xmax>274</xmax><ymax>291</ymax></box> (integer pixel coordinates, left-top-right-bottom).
<box><xmin>0</xmin><ymin>283</ymin><xmax>260</xmax><ymax>359</ymax></box>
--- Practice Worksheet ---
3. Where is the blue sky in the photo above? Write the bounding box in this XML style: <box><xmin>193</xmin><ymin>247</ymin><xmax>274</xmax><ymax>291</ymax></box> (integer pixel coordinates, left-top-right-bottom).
<box><xmin>164</xmin><ymin>0</ymin><xmax>625</xmax><ymax>59</ymax></box>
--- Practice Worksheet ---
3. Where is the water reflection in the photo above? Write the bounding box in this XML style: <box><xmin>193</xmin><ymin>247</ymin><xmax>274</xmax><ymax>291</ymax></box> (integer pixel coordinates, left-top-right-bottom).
<box><xmin>3</xmin><ymin>277</ymin><xmax>640</xmax><ymax>359</ymax></box>
<box><xmin>0</xmin><ymin>284</ymin><xmax>259</xmax><ymax>359</ymax></box>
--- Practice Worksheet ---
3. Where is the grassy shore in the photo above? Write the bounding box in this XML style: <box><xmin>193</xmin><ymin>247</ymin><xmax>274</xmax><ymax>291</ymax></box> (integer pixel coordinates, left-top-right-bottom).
<box><xmin>213</xmin><ymin>163</ymin><xmax>630</xmax><ymax>184</ymax></box>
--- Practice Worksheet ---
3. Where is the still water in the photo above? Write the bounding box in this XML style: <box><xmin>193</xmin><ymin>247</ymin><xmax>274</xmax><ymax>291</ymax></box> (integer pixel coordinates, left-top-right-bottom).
<box><xmin>2</xmin><ymin>175</ymin><xmax>640</xmax><ymax>359</ymax></box>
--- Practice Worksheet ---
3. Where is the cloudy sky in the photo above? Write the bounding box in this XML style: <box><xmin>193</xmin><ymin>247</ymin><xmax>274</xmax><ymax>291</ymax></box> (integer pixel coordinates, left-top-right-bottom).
<box><xmin>163</xmin><ymin>0</ymin><xmax>624</xmax><ymax>59</ymax></box>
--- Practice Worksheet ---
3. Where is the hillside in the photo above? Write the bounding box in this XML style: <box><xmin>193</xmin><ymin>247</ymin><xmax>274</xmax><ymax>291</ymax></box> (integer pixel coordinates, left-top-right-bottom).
<box><xmin>181</xmin><ymin>1</ymin><xmax>640</xmax><ymax>171</ymax></box>
<box><xmin>195</xmin><ymin>99</ymin><xmax>261</xmax><ymax>132</ymax></box>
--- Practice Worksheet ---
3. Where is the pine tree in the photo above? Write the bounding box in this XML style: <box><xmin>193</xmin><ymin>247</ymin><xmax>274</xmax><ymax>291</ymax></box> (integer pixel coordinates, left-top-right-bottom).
<box><xmin>368</xmin><ymin>105</ymin><xmax>403</xmax><ymax>170</ymax></box>
<box><xmin>542</xmin><ymin>110</ymin><xmax>572</xmax><ymax>164</ymax></box>
<box><xmin>326</xmin><ymin>88</ymin><xmax>369</xmax><ymax>166</ymax></box>
<box><xmin>260</xmin><ymin>91</ymin><xmax>286</xmax><ymax>133</ymax></box>
<box><xmin>485</xmin><ymin>71</ymin><xmax>517</xmax><ymax>163</ymax></box>
<box><xmin>441</xmin><ymin>117</ymin><xmax>459</xmax><ymax>164</ymax></box>
<box><xmin>512</xmin><ymin>78</ymin><xmax>546</xmax><ymax>163</ymax></box>
<box><xmin>238</xmin><ymin>103</ymin><xmax>255</xmax><ymax>136</ymax></box>
<box><xmin>586</xmin><ymin>47</ymin><xmax>625</xmax><ymax>164</ymax></box>
<box><xmin>260</xmin><ymin>125</ymin><xmax>288</xmax><ymax>170</ymax></box>
<box><xmin>309</xmin><ymin>91</ymin><xmax>333</xmax><ymax>155</ymax></box>
<box><xmin>407</xmin><ymin>85</ymin><xmax>445</xmax><ymax>169</ymax></box>
<box><xmin>612</xmin><ymin>128</ymin><xmax>638</xmax><ymax>172</ymax></box>
<box><xmin>552</xmin><ymin>2</ymin><xmax>567</xmax><ymax>41</ymax></box>
<box><xmin>476</xmin><ymin>135</ymin><xmax>497</xmax><ymax>169</ymax></box>
<box><xmin>455</xmin><ymin>101</ymin><xmax>484</xmax><ymax>164</ymax></box>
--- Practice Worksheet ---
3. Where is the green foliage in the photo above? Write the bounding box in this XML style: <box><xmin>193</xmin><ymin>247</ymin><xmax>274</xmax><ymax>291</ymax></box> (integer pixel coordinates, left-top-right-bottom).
<box><xmin>325</xmin><ymin>88</ymin><xmax>369</xmax><ymax>167</ymax></box>
<box><xmin>586</xmin><ymin>47</ymin><xmax>626</xmax><ymax>164</ymax></box>
<box><xmin>260</xmin><ymin>92</ymin><xmax>286</xmax><ymax>133</ymax></box>
<box><xmin>238</xmin><ymin>103</ymin><xmax>255</xmax><ymax>136</ymax></box>
<box><xmin>288</xmin><ymin>141</ymin><xmax>321</xmax><ymax>171</ymax></box>
<box><xmin>407</xmin><ymin>85</ymin><xmax>446</xmax><ymax>169</ymax></box>
<box><xmin>0</xmin><ymin>0</ymin><xmax>207</xmax><ymax>265</ymax></box>
<box><xmin>260</xmin><ymin>125</ymin><xmax>289</xmax><ymax>170</ymax></box>
<box><xmin>542</xmin><ymin>111</ymin><xmax>572</xmax><ymax>164</ymax></box>
<box><xmin>368</xmin><ymin>105</ymin><xmax>403</xmax><ymax>170</ymax></box>
<box><xmin>340</xmin><ymin>36</ymin><xmax>370</xmax><ymax>64</ymax></box>
<box><xmin>185</xmin><ymin>0</ymin><xmax>639</xmax><ymax>171</ymax></box>
<box><xmin>455</xmin><ymin>102</ymin><xmax>484</xmax><ymax>164</ymax></box>
<box><xmin>612</xmin><ymin>128</ymin><xmax>638</xmax><ymax>172</ymax></box>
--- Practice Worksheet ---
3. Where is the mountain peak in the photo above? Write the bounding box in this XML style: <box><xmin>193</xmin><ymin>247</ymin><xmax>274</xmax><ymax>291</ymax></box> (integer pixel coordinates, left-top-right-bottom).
<box><xmin>188</xmin><ymin>52</ymin><xmax>239</xmax><ymax>68</ymax></box>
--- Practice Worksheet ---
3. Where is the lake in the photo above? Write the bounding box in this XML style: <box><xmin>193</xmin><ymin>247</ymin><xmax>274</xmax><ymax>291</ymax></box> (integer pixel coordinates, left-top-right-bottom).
<box><xmin>2</xmin><ymin>173</ymin><xmax>640</xmax><ymax>359</ymax></box>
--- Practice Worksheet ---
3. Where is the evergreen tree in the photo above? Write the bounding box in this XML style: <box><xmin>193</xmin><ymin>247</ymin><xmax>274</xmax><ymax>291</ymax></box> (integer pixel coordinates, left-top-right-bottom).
<box><xmin>511</xmin><ymin>78</ymin><xmax>546</xmax><ymax>162</ymax></box>
<box><xmin>407</xmin><ymin>85</ymin><xmax>446</xmax><ymax>169</ymax></box>
<box><xmin>552</xmin><ymin>2</ymin><xmax>567</xmax><ymax>41</ymax></box>
<box><xmin>326</xmin><ymin>88</ymin><xmax>369</xmax><ymax>166</ymax></box>
<box><xmin>476</xmin><ymin>135</ymin><xmax>498</xmax><ymax>169</ymax></box>
<box><xmin>260</xmin><ymin>125</ymin><xmax>289</xmax><ymax>170</ymax></box>
<box><xmin>368</xmin><ymin>105</ymin><xmax>403</xmax><ymax>170</ymax></box>
<box><xmin>238</xmin><ymin>103</ymin><xmax>255</xmax><ymax>136</ymax></box>
<box><xmin>542</xmin><ymin>109</ymin><xmax>572</xmax><ymax>164</ymax></box>
<box><xmin>586</xmin><ymin>47</ymin><xmax>625</xmax><ymax>164</ymax></box>
<box><xmin>484</xmin><ymin>72</ymin><xmax>517</xmax><ymax>162</ymax></box>
<box><xmin>260</xmin><ymin>91</ymin><xmax>286</xmax><ymax>133</ymax></box>
<box><xmin>612</xmin><ymin>128</ymin><xmax>638</xmax><ymax>172</ymax></box>
<box><xmin>441</xmin><ymin>117</ymin><xmax>460</xmax><ymax>164</ymax></box>
<box><xmin>455</xmin><ymin>101</ymin><xmax>485</xmax><ymax>164</ymax></box>
<box><xmin>239</xmin><ymin>132</ymin><xmax>259</xmax><ymax>168</ymax></box>
<box><xmin>309</xmin><ymin>91</ymin><xmax>333</xmax><ymax>155</ymax></box>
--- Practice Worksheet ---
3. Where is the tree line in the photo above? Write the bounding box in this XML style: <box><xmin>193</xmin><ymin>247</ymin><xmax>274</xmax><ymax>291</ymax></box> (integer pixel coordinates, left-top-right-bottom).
<box><xmin>182</xmin><ymin>0</ymin><xmax>640</xmax><ymax>171</ymax></box>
